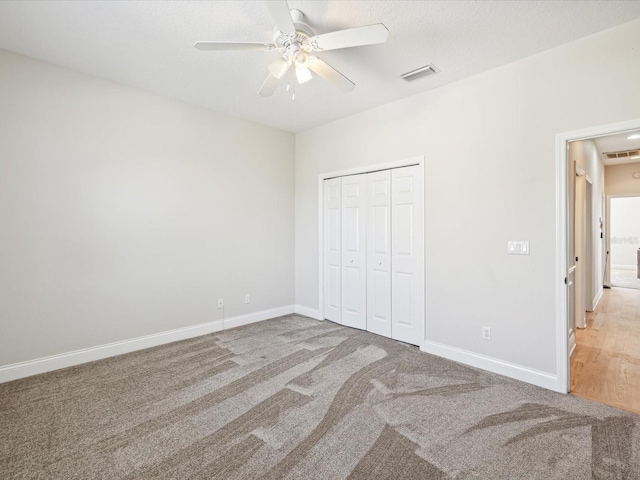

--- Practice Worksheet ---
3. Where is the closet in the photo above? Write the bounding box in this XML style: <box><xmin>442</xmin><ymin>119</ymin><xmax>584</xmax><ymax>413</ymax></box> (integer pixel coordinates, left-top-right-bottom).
<box><xmin>323</xmin><ymin>165</ymin><xmax>424</xmax><ymax>346</ymax></box>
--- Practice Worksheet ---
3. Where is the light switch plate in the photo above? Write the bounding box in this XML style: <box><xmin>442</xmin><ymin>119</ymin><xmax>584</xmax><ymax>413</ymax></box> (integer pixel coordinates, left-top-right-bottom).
<box><xmin>508</xmin><ymin>241</ymin><xmax>530</xmax><ymax>255</ymax></box>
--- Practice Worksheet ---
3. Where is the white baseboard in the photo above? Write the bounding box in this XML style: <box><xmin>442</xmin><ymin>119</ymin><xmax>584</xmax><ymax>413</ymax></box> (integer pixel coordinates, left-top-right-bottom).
<box><xmin>294</xmin><ymin>305</ymin><xmax>323</xmax><ymax>320</ymax></box>
<box><xmin>592</xmin><ymin>288</ymin><xmax>603</xmax><ymax>311</ymax></box>
<box><xmin>421</xmin><ymin>340</ymin><xmax>561</xmax><ymax>393</ymax></box>
<box><xmin>0</xmin><ymin>305</ymin><xmax>295</xmax><ymax>384</ymax></box>
<box><xmin>223</xmin><ymin>305</ymin><xmax>295</xmax><ymax>329</ymax></box>
<box><xmin>612</xmin><ymin>264</ymin><xmax>635</xmax><ymax>271</ymax></box>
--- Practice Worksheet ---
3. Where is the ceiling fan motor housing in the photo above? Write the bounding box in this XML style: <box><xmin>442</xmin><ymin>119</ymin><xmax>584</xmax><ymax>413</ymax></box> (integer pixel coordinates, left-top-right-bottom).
<box><xmin>273</xmin><ymin>9</ymin><xmax>314</xmax><ymax>53</ymax></box>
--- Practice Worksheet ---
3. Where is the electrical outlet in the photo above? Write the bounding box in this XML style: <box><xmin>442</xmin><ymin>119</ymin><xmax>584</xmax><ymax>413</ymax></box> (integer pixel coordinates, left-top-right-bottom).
<box><xmin>245</xmin><ymin>294</ymin><xmax>251</xmax><ymax>304</ymax></box>
<box><xmin>217</xmin><ymin>298</ymin><xmax>224</xmax><ymax>309</ymax></box>
<box><xmin>482</xmin><ymin>326</ymin><xmax>491</xmax><ymax>340</ymax></box>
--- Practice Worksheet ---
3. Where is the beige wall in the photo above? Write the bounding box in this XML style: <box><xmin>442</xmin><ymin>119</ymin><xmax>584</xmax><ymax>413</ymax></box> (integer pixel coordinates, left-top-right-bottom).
<box><xmin>0</xmin><ymin>49</ymin><xmax>295</xmax><ymax>366</ymax></box>
<box><xmin>605</xmin><ymin>162</ymin><xmax>640</xmax><ymax>196</ymax></box>
<box><xmin>295</xmin><ymin>19</ymin><xmax>640</xmax><ymax>376</ymax></box>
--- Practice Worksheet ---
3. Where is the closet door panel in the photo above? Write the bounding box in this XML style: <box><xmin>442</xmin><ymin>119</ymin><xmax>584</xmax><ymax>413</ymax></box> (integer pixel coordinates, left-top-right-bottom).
<box><xmin>324</xmin><ymin>178</ymin><xmax>342</xmax><ymax>323</ymax></box>
<box><xmin>367</xmin><ymin>170</ymin><xmax>392</xmax><ymax>338</ymax></box>
<box><xmin>391</xmin><ymin>166</ymin><xmax>424</xmax><ymax>346</ymax></box>
<box><xmin>341</xmin><ymin>174</ymin><xmax>367</xmax><ymax>330</ymax></box>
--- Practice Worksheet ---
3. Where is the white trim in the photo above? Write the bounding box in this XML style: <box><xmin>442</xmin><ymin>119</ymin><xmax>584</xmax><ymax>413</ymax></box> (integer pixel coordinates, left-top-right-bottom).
<box><xmin>556</xmin><ymin>130</ymin><xmax>570</xmax><ymax>393</ymax></box>
<box><xmin>421</xmin><ymin>340</ymin><xmax>561</xmax><ymax>392</ymax></box>
<box><xmin>294</xmin><ymin>304</ymin><xmax>323</xmax><ymax>320</ymax></box>
<box><xmin>607</xmin><ymin>194</ymin><xmax>640</xmax><ymax>199</ymax></box>
<box><xmin>0</xmin><ymin>305</ymin><xmax>295</xmax><ymax>384</ymax></box>
<box><xmin>611</xmin><ymin>264</ymin><xmax>636</xmax><ymax>271</ymax></box>
<box><xmin>556</xmin><ymin>118</ymin><xmax>640</xmax><ymax>395</ymax></box>
<box><xmin>222</xmin><ymin>305</ymin><xmax>295</xmax><ymax>329</ymax></box>
<box><xmin>320</xmin><ymin>157</ymin><xmax>424</xmax><ymax>180</ymax></box>
<box><xmin>318</xmin><ymin>174</ymin><xmax>325</xmax><ymax>322</ymax></box>
<box><xmin>592</xmin><ymin>287</ymin><xmax>604</xmax><ymax>311</ymax></box>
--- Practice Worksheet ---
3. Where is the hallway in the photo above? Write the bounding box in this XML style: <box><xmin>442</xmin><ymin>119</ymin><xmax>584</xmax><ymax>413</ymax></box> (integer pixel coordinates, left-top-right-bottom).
<box><xmin>571</xmin><ymin>287</ymin><xmax>640</xmax><ymax>414</ymax></box>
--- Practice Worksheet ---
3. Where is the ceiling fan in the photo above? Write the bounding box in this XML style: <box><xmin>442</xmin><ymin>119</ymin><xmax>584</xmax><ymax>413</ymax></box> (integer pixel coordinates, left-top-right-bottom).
<box><xmin>194</xmin><ymin>0</ymin><xmax>389</xmax><ymax>97</ymax></box>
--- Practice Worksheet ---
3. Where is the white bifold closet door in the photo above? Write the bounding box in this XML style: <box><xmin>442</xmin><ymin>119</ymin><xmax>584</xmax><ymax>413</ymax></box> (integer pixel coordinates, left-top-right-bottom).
<box><xmin>341</xmin><ymin>174</ymin><xmax>367</xmax><ymax>330</ymax></box>
<box><xmin>323</xmin><ymin>165</ymin><xmax>424</xmax><ymax>346</ymax></box>
<box><xmin>323</xmin><ymin>177</ymin><xmax>342</xmax><ymax>323</ymax></box>
<box><xmin>390</xmin><ymin>166</ymin><xmax>424</xmax><ymax>345</ymax></box>
<box><xmin>366</xmin><ymin>170</ymin><xmax>392</xmax><ymax>338</ymax></box>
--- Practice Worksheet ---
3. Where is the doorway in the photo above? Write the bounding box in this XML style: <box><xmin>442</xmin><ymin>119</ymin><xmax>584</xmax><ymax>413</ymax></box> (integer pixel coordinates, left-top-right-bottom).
<box><xmin>566</xmin><ymin>145</ymin><xmax>600</xmax><ymax>357</ymax></box>
<box><xmin>558</xmin><ymin>120</ymin><xmax>640</xmax><ymax>413</ymax></box>
<box><xmin>609</xmin><ymin>195</ymin><xmax>640</xmax><ymax>289</ymax></box>
<box><xmin>571</xmin><ymin>163</ymin><xmax>595</xmax><ymax>332</ymax></box>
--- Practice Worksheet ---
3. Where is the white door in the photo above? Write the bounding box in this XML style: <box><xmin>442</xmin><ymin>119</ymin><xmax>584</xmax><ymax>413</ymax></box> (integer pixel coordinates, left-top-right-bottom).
<box><xmin>324</xmin><ymin>178</ymin><xmax>342</xmax><ymax>323</ymax></box>
<box><xmin>366</xmin><ymin>170</ymin><xmax>392</xmax><ymax>338</ymax></box>
<box><xmin>391</xmin><ymin>166</ymin><xmax>424</xmax><ymax>346</ymax></box>
<box><xmin>341</xmin><ymin>174</ymin><xmax>367</xmax><ymax>330</ymax></box>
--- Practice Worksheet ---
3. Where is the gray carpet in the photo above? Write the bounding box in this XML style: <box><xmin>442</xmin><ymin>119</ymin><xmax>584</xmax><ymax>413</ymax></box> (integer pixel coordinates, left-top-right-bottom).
<box><xmin>1</xmin><ymin>314</ymin><xmax>639</xmax><ymax>479</ymax></box>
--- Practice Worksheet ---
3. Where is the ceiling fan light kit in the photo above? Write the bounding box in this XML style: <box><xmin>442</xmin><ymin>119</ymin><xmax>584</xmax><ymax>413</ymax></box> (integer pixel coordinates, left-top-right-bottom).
<box><xmin>194</xmin><ymin>0</ymin><xmax>389</xmax><ymax>98</ymax></box>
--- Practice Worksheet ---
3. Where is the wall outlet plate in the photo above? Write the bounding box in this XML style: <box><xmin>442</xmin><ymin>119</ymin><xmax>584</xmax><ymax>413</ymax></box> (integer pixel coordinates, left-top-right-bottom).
<box><xmin>245</xmin><ymin>294</ymin><xmax>250</xmax><ymax>304</ymax></box>
<box><xmin>217</xmin><ymin>298</ymin><xmax>223</xmax><ymax>309</ymax></box>
<box><xmin>482</xmin><ymin>326</ymin><xmax>491</xmax><ymax>340</ymax></box>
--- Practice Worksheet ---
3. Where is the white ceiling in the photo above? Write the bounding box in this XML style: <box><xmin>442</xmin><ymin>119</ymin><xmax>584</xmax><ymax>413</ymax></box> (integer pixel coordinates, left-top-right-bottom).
<box><xmin>1</xmin><ymin>1</ymin><xmax>640</xmax><ymax>132</ymax></box>
<box><xmin>594</xmin><ymin>130</ymin><xmax>640</xmax><ymax>166</ymax></box>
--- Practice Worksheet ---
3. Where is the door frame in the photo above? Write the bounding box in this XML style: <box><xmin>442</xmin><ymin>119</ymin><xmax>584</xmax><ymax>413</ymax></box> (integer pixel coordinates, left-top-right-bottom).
<box><xmin>317</xmin><ymin>156</ymin><xmax>425</xmax><ymax>328</ymax></box>
<box><xmin>584</xmin><ymin>175</ymin><xmax>595</xmax><ymax>312</ymax></box>
<box><xmin>556</xmin><ymin>118</ymin><xmax>640</xmax><ymax>393</ymax></box>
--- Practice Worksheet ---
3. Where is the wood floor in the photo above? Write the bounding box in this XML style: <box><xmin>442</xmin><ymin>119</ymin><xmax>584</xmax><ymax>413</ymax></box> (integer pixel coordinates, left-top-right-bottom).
<box><xmin>571</xmin><ymin>287</ymin><xmax>640</xmax><ymax>414</ymax></box>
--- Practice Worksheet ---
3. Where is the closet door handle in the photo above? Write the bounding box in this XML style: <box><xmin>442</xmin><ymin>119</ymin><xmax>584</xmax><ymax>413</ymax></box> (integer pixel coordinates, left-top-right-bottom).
<box><xmin>378</xmin><ymin>262</ymin><xmax>382</xmax><ymax>266</ymax></box>
<box><xmin>350</xmin><ymin>259</ymin><xmax>354</xmax><ymax>263</ymax></box>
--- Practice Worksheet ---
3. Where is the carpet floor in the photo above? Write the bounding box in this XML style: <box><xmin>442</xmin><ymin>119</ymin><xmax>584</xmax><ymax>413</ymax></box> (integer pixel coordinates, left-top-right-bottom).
<box><xmin>1</xmin><ymin>314</ymin><xmax>639</xmax><ymax>479</ymax></box>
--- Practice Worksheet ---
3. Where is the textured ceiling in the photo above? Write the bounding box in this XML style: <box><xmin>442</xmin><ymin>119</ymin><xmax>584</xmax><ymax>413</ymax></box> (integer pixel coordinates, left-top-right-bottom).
<box><xmin>1</xmin><ymin>1</ymin><xmax>640</xmax><ymax>132</ymax></box>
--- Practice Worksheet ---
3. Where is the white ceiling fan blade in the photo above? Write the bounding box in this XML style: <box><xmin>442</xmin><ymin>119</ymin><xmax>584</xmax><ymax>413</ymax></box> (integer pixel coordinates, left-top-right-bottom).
<box><xmin>311</xmin><ymin>24</ymin><xmax>389</xmax><ymax>51</ymax></box>
<box><xmin>269</xmin><ymin>57</ymin><xmax>291</xmax><ymax>79</ymax></box>
<box><xmin>296</xmin><ymin>66</ymin><xmax>312</xmax><ymax>84</ymax></box>
<box><xmin>265</xmin><ymin>0</ymin><xmax>296</xmax><ymax>35</ymax></box>
<box><xmin>258</xmin><ymin>73</ymin><xmax>281</xmax><ymax>97</ymax></box>
<box><xmin>194</xmin><ymin>41</ymin><xmax>274</xmax><ymax>51</ymax></box>
<box><xmin>308</xmin><ymin>57</ymin><xmax>355</xmax><ymax>92</ymax></box>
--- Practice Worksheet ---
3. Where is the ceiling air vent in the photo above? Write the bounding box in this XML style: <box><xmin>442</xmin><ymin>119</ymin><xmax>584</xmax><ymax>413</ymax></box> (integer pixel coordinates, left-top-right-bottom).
<box><xmin>401</xmin><ymin>64</ymin><xmax>440</xmax><ymax>82</ymax></box>
<box><xmin>603</xmin><ymin>149</ymin><xmax>640</xmax><ymax>160</ymax></box>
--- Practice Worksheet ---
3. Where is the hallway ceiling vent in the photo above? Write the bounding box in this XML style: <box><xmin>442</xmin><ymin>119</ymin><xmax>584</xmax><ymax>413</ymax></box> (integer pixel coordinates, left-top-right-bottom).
<box><xmin>603</xmin><ymin>149</ymin><xmax>640</xmax><ymax>160</ymax></box>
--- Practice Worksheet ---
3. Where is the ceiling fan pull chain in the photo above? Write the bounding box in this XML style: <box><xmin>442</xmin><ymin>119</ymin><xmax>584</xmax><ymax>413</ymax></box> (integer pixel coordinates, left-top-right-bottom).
<box><xmin>291</xmin><ymin>71</ymin><xmax>296</xmax><ymax>100</ymax></box>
